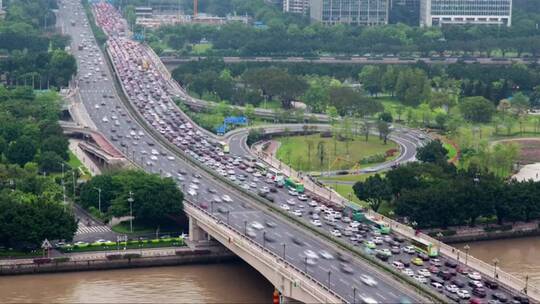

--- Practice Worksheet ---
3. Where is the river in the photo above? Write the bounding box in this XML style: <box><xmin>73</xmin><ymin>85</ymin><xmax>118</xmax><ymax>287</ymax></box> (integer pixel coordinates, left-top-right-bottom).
<box><xmin>0</xmin><ymin>262</ymin><xmax>273</xmax><ymax>303</ymax></box>
<box><xmin>455</xmin><ymin>236</ymin><xmax>540</xmax><ymax>287</ymax></box>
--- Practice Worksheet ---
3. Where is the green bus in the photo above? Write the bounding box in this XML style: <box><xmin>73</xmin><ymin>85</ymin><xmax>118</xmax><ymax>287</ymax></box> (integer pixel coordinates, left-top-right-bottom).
<box><xmin>285</xmin><ymin>178</ymin><xmax>304</xmax><ymax>193</ymax></box>
<box><xmin>411</xmin><ymin>238</ymin><xmax>439</xmax><ymax>257</ymax></box>
<box><xmin>372</xmin><ymin>220</ymin><xmax>391</xmax><ymax>234</ymax></box>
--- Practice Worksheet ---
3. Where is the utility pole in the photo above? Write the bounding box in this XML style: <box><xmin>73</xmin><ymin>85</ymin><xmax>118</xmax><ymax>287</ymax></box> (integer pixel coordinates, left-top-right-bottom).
<box><xmin>94</xmin><ymin>187</ymin><xmax>102</xmax><ymax>213</ymax></box>
<box><xmin>128</xmin><ymin>191</ymin><xmax>134</xmax><ymax>233</ymax></box>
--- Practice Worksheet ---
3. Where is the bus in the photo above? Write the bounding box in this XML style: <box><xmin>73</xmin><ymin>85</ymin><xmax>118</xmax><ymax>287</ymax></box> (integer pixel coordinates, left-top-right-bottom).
<box><xmin>285</xmin><ymin>178</ymin><xmax>304</xmax><ymax>193</ymax></box>
<box><xmin>255</xmin><ymin>162</ymin><xmax>268</xmax><ymax>174</ymax></box>
<box><xmin>267</xmin><ymin>168</ymin><xmax>283</xmax><ymax>180</ymax></box>
<box><xmin>410</xmin><ymin>237</ymin><xmax>439</xmax><ymax>257</ymax></box>
<box><xmin>218</xmin><ymin>141</ymin><xmax>230</xmax><ymax>154</ymax></box>
<box><xmin>372</xmin><ymin>220</ymin><xmax>391</xmax><ymax>235</ymax></box>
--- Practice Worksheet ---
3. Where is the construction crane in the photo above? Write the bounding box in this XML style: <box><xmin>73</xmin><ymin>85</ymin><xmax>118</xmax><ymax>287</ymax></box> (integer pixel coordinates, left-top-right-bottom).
<box><xmin>193</xmin><ymin>0</ymin><xmax>198</xmax><ymax>17</ymax></box>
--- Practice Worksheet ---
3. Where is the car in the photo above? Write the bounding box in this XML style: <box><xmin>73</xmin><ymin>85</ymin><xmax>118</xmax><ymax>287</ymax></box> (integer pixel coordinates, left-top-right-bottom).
<box><xmin>417</xmin><ymin>252</ymin><xmax>430</xmax><ymax>261</ymax></box>
<box><xmin>431</xmin><ymin>282</ymin><xmax>444</xmax><ymax>292</ymax></box>
<box><xmin>246</xmin><ymin>228</ymin><xmax>256</xmax><ymax>238</ymax></box>
<box><xmin>376</xmin><ymin>252</ymin><xmax>389</xmax><ymax>261</ymax></box>
<box><xmin>291</xmin><ymin>237</ymin><xmax>305</xmax><ymax>246</ymax></box>
<box><xmin>445</xmin><ymin>260</ymin><xmax>458</xmax><ymax>268</ymax></box>
<box><xmin>361</xmin><ymin>297</ymin><xmax>378</xmax><ymax>304</ymax></box>
<box><xmin>288</xmin><ymin>189</ymin><xmax>298</xmax><ymax>196</ymax></box>
<box><xmin>390</xmin><ymin>246</ymin><xmax>401</xmax><ymax>254</ymax></box>
<box><xmin>513</xmin><ymin>295</ymin><xmax>529</xmax><ymax>304</ymax></box>
<box><xmin>298</xmin><ymin>194</ymin><xmax>308</xmax><ymax>201</ymax></box>
<box><xmin>265</xmin><ymin>221</ymin><xmax>277</xmax><ymax>228</ymax></box>
<box><xmin>222</xmin><ymin>195</ymin><xmax>233</xmax><ymax>203</ymax></box>
<box><xmin>319</xmin><ymin>250</ymin><xmax>334</xmax><ymax>260</ymax></box>
<box><xmin>250</xmin><ymin>221</ymin><xmax>264</xmax><ymax>230</ymax></box>
<box><xmin>402</xmin><ymin>268</ymin><xmax>415</xmax><ymax>277</ymax></box>
<box><xmin>403</xmin><ymin>245</ymin><xmax>416</xmax><ymax>254</ymax></box>
<box><xmin>418</xmin><ymin>269</ymin><xmax>431</xmax><ymax>277</ymax></box>
<box><xmin>484</xmin><ymin>279</ymin><xmax>499</xmax><ymax>290</ymax></box>
<box><xmin>414</xmin><ymin>275</ymin><xmax>427</xmax><ymax>284</ymax></box>
<box><xmin>468</xmin><ymin>272</ymin><xmax>482</xmax><ymax>281</ymax></box>
<box><xmin>364</xmin><ymin>241</ymin><xmax>376</xmax><ymax>249</ymax></box>
<box><xmin>411</xmin><ymin>257</ymin><xmax>424</xmax><ymax>266</ymax></box>
<box><xmin>280</xmin><ymin>204</ymin><xmax>290</xmax><ymax>211</ymax></box>
<box><xmin>311</xmin><ymin>219</ymin><xmax>322</xmax><ymax>227</ymax></box>
<box><xmin>292</xmin><ymin>209</ymin><xmax>302</xmax><ymax>217</ymax></box>
<box><xmin>331</xmin><ymin>229</ymin><xmax>342</xmax><ymax>237</ymax></box>
<box><xmin>392</xmin><ymin>261</ymin><xmax>405</xmax><ymax>270</ymax></box>
<box><xmin>286</xmin><ymin>199</ymin><xmax>296</xmax><ymax>206</ymax></box>
<box><xmin>492</xmin><ymin>293</ymin><xmax>508</xmax><ymax>303</ymax></box>
<box><xmin>445</xmin><ymin>284</ymin><xmax>459</xmax><ymax>293</ymax></box>
<box><xmin>304</xmin><ymin>249</ymin><xmax>319</xmax><ymax>260</ymax></box>
<box><xmin>340</xmin><ymin>263</ymin><xmax>354</xmax><ymax>274</ymax></box>
<box><xmin>469</xmin><ymin>280</ymin><xmax>484</xmax><ymax>289</ymax></box>
<box><xmin>308</xmin><ymin>200</ymin><xmax>318</xmax><ymax>207</ymax></box>
<box><xmin>360</xmin><ymin>274</ymin><xmax>377</xmax><ymax>286</ymax></box>
<box><xmin>472</xmin><ymin>287</ymin><xmax>487</xmax><ymax>298</ymax></box>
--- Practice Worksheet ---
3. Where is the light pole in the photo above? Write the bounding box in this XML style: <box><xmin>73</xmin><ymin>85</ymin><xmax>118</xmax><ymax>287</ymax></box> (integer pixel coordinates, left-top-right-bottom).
<box><xmin>128</xmin><ymin>191</ymin><xmax>134</xmax><ymax>233</ymax></box>
<box><xmin>72</xmin><ymin>171</ymin><xmax>76</xmax><ymax>198</ymax></box>
<box><xmin>493</xmin><ymin>258</ymin><xmax>499</xmax><ymax>279</ymax></box>
<box><xmin>327</xmin><ymin>270</ymin><xmax>331</xmax><ymax>288</ymax></box>
<box><xmin>353</xmin><ymin>287</ymin><xmax>357</xmax><ymax>304</ymax></box>
<box><xmin>226</xmin><ymin>210</ymin><xmax>230</xmax><ymax>225</ymax></box>
<box><xmin>525</xmin><ymin>274</ymin><xmax>529</xmax><ymax>294</ymax></box>
<box><xmin>263</xmin><ymin>231</ymin><xmax>266</xmax><ymax>248</ymax></box>
<box><xmin>464</xmin><ymin>244</ymin><xmax>470</xmax><ymax>266</ymax></box>
<box><xmin>436</xmin><ymin>232</ymin><xmax>443</xmax><ymax>250</ymax></box>
<box><xmin>243</xmin><ymin>220</ymin><xmax>247</xmax><ymax>234</ymax></box>
<box><xmin>304</xmin><ymin>256</ymin><xmax>308</xmax><ymax>272</ymax></box>
<box><xmin>282</xmin><ymin>243</ymin><xmax>286</xmax><ymax>260</ymax></box>
<box><xmin>210</xmin><ymin>201</ymin><xmax>214</xmax><ymax>214</ymax></box>
<box><xmin>60</xmin><ymin>162</ymin><xmax>65</xmax><ymax>180</ymax></box>
<box><xmin>94</xmin><ymin>187</ymin><xmax>102</xmax><ymax>213</ymax></box>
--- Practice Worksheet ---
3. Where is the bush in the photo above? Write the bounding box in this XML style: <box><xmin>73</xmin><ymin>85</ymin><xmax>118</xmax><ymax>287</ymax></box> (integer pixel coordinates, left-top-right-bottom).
<box><xmin>359</xmin><ymin>153</ymin><xmax>386</xmax><ymax>164</ymax></box>
<box><xmin>484</xmin><ymin>224</ymin><xmax>513</xmax><ymax>232</ymax></box>
<box><xmin>428</xmin><ymin>230</ymin><xmax>456</xmax><ymax>237</ymax></box>
<box><xmin>33</xmin><ymin>258</ymin><xmax>52</xmax><ymax>264</ymax></box>
<box><xmin>123</xmin><ymin>253</ymin><xmax>141</xmax><ymax>259</ymax></box>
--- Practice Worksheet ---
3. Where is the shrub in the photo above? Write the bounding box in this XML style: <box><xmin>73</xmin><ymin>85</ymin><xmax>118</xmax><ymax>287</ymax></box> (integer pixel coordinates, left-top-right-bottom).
<box><xmin>106</xmin><ymin>254</ymin><xmax>122</xmax><ymax>260</ymax></box>
<box><xmin>33</xmin><ymin>258</ymin><xmax>52</xmax><ymax>264</ymax></box>
<box><xmin>123</xmin><ymin>253</ymin><xmax>141</xmax><ymax>259</ymax></box>
<box><xmin>53</xmin><ymin>257</ymin><xmax>70</xmax><ymax>263</ymax></box>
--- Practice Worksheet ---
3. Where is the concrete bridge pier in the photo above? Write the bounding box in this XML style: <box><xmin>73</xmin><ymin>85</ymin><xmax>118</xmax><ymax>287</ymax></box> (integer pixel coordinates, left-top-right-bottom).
<box><xmin>188</xmin><ymin>216</ymin><xmax>211</xmax><ymax>243</ymax></box>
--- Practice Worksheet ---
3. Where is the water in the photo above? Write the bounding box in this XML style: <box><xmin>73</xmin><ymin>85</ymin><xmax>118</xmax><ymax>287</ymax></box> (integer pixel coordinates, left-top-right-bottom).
<box><xmin>454</xmin><ymin>236</ymin><xmax>540</xmax><ymax>287</ymax></box>
<box><xmin>0</xmin><ymin>262</ymin><xmax>273</xmax><ymax>303</ymax></box>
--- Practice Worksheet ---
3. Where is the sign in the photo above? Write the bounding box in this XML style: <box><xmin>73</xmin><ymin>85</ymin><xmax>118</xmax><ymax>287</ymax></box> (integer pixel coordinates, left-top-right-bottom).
<box><xmin>224</xmin><ymin>116</ymin><xmax>247</xmax><ymax>125</ymax></box>
<box><xmin>41</xmin><ymin>239</ymin><xmax>52</xmax><ymax>250</ymax></box>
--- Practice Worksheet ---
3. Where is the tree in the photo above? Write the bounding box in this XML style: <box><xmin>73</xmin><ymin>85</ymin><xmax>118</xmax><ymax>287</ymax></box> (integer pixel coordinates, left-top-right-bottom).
<box><xmin>38</xmin><ymin>151</ymin><xmax>64</xmax><ymax>173</ymax></box>
<box><xmin>435</xmin><ymin>112</ymin><xmax>448</xmax><ymax>130</ymax></box>
<box><xmin>6</xmin><ymin>136</ymin><xmax>37</xmax><ymax>166</ymax></box>
<box><xmin>511</xmin><ymin>92</ymin><xmax>530</xmax><ymax>115</ymax></box>
<box><xmin>353</xmin><ymin>174</ymin><xmax>392</xmax><ymax>212</ymax></box>
<box><xmin>416</xmin><ymin>139</ymin><xmax>448</xmax><ymax>164</ymax></box>
<box><xmin>358</xmin><ymin>65</ymin><xmax>383</xmax><ymax>96</ymax></box>
<box><xmin>376</xmin><ymin>121</ymin><xmax>391</xmax><ymax>144</ymax></box>
<box><xmin>379</xmin><ymin>112</ymin><xmax>393</xmax><ymax>123</ymax></box>
<box><xmin>395</xmin><ymin>68</ymin><xmax>431</xmax><ymax>106</ymax></box>
<box><xmin>459</xmin><ymin>96</ymin><xmax>496</xmax><ymax>123</ymax></box>
<box><xmin>316</xmin><ymin>141</ymin><xmax>326</xmax><ymax>167</ymax></box>
<box><xmin>244</xmin><ymin>104</ymin><xmax>255</xmax><ymax>124</ymax></box>
<box><xmin>41</xmin><ymin>135</ymin><xmax>69</xmax><ymax>160</ymax></box>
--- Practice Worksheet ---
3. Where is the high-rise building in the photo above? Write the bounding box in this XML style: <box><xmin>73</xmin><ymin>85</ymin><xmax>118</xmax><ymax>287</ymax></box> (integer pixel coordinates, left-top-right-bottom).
<box><xmin>283</xmin><ymin>0</ymin><xmax>310</xmax><ymax>14</ymax></box>
<box><xmin>389</xmin><ymin>0</ymin><xmax>420</xmax><ymax>25</ymax></box>
<box><xmin>420</xmin><ymin>0</ymin><xmax>512</xmax><ymax>27</ymax></box>
<box><xmin>310</xmin><ymin>0</ymin><xmax>390</xmax><ymax>25</ymax></box>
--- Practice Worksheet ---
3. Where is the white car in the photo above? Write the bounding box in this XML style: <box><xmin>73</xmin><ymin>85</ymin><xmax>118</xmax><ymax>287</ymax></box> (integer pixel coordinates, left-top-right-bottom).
<box><xmin>288</xmin><ymin>190</ymin><xmax>298</xmax><ymax>196</ymax></box>
<box><xmin>102</xmin><ymin>117</ymin><xmax>109</xmax><ymax>123</ymax></box>
<box><xmin>293</xmin><ymin>209</ymin><xmax>302</xmax><ymax>217</ymax></box>
<box><xmin>187</xmin><ymin>188</ymin><xmax>197</xmax><ymax>196</ymax></box>
<box><xmin>361</xmin><ymin>297</ymin><xmax>378</xmax><ymax>304</ymax></box>
<box><xmin>286</xmin><ymin>199</ymin><xmax>296</xmax><ymax>206</ymax></box>
<box><xmin>414</xmin><ymin>275</ymin><xmax>427</xmax><ymax>284</ymax></box>
<box><xmin>402</xmin><ymin>268</ymin><xmax>415</xmax><ymax>277</ymax></box>
<box><xmin>457</xmin><ymin>290</ymin><xmax>470</xmax><ymax>299</ymax></box>
<box><xmin>298</xmin><ymin>194</ymin><xmax>308</xmax><ymax>201</ymax></box>
<box><xmin>308</xmin><ymin>200</ymin><xmax>318</xmax><ymax>207</ymax></box>
<box><xmin>304</xmin><ymin>249</ymin><xmax>319</xmax><ymax>260</ymax></box>
<box><xmin>319</xmin><ymin>250</ymin><xmax>333</xmax><ymax>260</ymax></box>
<box><xmin>222</xmin><ymin>195</ymin><xmax>233</xmax><ymax>203</ymax></box>
<box><xmin>250</xmin><ymin>221</ymin><xmax>264</xmax><ymax>230</ymax></box>
<box><xmin>167</xmin><ymin>156</ymin><xmax>175</xmax><ymax>161</ymax></box>
<box><xmin>360</xmin><ymin>274</ymin><xmax>377</xmax><ymax>286</ymax></box>
<box><xmin>331</xmin><ymin>229</ymin><xmax>342</xmax><ymax>237</ymax></box>
<box><xmin>311</xmin><ymin>219</ymin><xmax>322</xmax><ymax>227</ymax></box>
<box><xmin>189</xmin><ymin>183</ymin><xmax>199</xmax><ymax>190</ymax></box>
<box><xmin>417</xmin><ymin>269</ymin><xmax>431</xmax><ymax>277</ymax></box>
<box><xmin>403</xmin><ymin>245</ymin><xmax>416</xmax><ymax>254</ymax></box>
<box><xmin>445</xmin><ymin>284</ymin><xmax>459</xmax><ymax>293</ymax></box>
<box><xmin>468</xmin><ymin>272</ymin><xmax>482</xmax><ymax>281</ymax></box>
<box><xmin>280</xmin><ymin>204</ymin><xmax>290</xmax><ymax>211</ymax></box>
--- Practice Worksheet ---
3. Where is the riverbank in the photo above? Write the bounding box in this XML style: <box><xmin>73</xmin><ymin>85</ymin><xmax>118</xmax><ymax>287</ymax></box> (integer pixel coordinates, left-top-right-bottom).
<box><xmin>426</xmin><ymin>220</ymin><xmax>540</xmax><ymax>244</ymax></box>
<box><xmin>0</xmin><ymin>246</ymin><xmax>237</xmax><ymax>276</ymax></box>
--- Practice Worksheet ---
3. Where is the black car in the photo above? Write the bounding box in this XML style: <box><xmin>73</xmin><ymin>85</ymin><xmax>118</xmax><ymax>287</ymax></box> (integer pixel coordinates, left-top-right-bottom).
<box><xmin>513</xmin><ymin>295</ymin><xmax>529</xmax><ymax>304</ymax></box>
<box><xmin>445</xmin><ymin>260</ymin><xmax>458</xmax><ymax>268</ymax></box>
<box><xmin>336</xmin><ymin>252</ymin><xmax>351</xmax><ymax>263</ymax></box>
<box><xmin>265</xmin><ymin>195</ymin><xmax>275</xmax><ymax>203</ymax></box>
<box><xmin>394</xmin><ymin>236</ymin><xmax>405</xmax><ymax>243</ymax></box>
<box><xmin>484</xmin><ymin>279</ymin><xmax>499</xmax><ymax>290</ymax></box>
<box><xmin>451</xmin><ymin>278</ymin><xmax>465</xmax><ymax>288</ymax></box>
<box><xmin>376</xmin><ymin>252</ymin><xmax>389</xmax><ymax>261</ymax></box>
<box><xmin>492</xmin><ymin>293</ymin><xmax>508</xmax><ymax>303</ymax></box>
<box><xmin>472</xmin><ymin>287</ymin><xmax>487</xmax><ymax>298</ymax></box>
<box><xmin>445</xmin><ymin>292</ymin><xmax>461</xmax><ymax>302</ymax></box>
<box><xmin>291</xmin><ymin>237</ymin><xmax>305</xmax><ymax>246</ymax></box>
<box><xmin>418</xmin><ymin>252</ymin><xmax>430</xmax><ymax>261</ymax></box>
<box><xmin>269</xmin><ymin>187</ymin><xmax>278</xmax><ymax>193</ymax></box>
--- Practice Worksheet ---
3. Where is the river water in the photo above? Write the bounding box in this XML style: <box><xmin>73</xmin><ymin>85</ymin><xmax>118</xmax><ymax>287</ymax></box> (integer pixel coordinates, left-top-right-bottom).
<box><xmin>454</xmin><ymin>236</ymin><xmax>540</xmax><ymax>288</ymax></box>
<box><xmin>0</xmin><ymin>262</ymin><xmax>273</xmax><ymax>303</ymax></box>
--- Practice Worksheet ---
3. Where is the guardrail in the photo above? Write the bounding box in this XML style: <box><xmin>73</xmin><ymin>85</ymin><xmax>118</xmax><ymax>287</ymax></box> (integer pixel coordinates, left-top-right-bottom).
<box><xmin>185</xmin><ymin>202</ymin><xmax>346</xmax><ymax>303</ymax></box>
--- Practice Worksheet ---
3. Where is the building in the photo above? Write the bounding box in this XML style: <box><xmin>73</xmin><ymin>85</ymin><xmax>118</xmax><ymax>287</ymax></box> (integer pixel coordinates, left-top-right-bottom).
<box><xmin>389</xmin><ymin>0</ymin><xmax>420</xmax><ymax>25</ymax></box>
<box><xmin>420</xmin><ymin>0</ymin><xmax>512</xmax><ymax>27</ymax></box>
<box><xmin>135</xmin><ymin>7</ymin><xmax>153</xmax><ymax>18</ymax></box>
<box><xmin>283</xmin><ymin>0</ymin><xmax>310</xmax><ymax>14</ymax></box>
<box><xmin>310</xmin><ymin>0</ymin><xmax>390</xmax><ymax>25</ymax></box>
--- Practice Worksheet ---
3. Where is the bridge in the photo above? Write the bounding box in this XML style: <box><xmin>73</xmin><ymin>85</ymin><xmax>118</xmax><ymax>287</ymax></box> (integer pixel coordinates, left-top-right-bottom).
<box><xmin>58</xmin><ymin>1</ymin><xmax>539</xmax><ymax>303</ymax></box>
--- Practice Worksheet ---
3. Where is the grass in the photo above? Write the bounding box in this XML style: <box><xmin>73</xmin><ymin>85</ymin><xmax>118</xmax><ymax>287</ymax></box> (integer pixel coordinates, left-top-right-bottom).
<box><xmin>192</xmin><ymin>43</ymin><xmax>212</xmax><ymax>54</ymax></box>
<box><xmin>68</xmin><ymin>151</ymin><xmax>83</xmax><ymax>168</ymax></box>
<box><xmin>319</xmin><ymin>172</ymin><xmax>379</xmax><ymax>183</ymax></box>
<box><xmin>0</xmin><ymin>249</ymin><xmax>41</xmax><ymax>258</ymax></box>
<box><xmin>443</xmin><ymin>142</ymin><xmax>457</xmax><ymax>160</ymax></box>
<box><xmin>112</xmin><ymin>222</ymin><xmax>156</xmax><ymax>234</ymax></box>
<box><xmin>276</xmin><ymin>134</ymin><xmax>398</xmax><ymax>172</ymax></box>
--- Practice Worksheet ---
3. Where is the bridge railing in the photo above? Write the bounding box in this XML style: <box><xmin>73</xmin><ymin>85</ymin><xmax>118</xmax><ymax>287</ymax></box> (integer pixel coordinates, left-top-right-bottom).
<box><xmin>185</xmin><ymin>201</ymin><xmax>347</xmax><ymax>303</ymax></box>
<box><xmin>367</xmin><ymin>210</ymin><xmax>539</xmax><ymax>300</ymax></box>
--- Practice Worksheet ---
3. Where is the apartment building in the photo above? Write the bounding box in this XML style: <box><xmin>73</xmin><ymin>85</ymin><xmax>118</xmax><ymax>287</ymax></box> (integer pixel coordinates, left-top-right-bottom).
<box><xmin>420</xmin><ymin>0</ymin><xmax>512</xmax><ymax>27</ymax></box>
<box><xmin>310</xmin><ymin>0</ymin><xmax>390</xmax><ymax>25</ymax></box>
<box><xmin>283</xmin><ymin>0</ymin><xmax>310</xmax><ymax>14</ymax></box>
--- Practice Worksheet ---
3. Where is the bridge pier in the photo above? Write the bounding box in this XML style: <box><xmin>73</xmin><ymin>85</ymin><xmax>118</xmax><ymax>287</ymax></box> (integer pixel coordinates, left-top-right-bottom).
<box><xmin>188</xmin><ymin>216</ymin><xmax>210</xmax><ymax>243</ymax></box>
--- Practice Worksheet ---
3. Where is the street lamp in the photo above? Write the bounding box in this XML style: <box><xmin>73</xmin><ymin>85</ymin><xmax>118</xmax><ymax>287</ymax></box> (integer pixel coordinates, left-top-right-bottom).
<box><xmin>436</xmin><ymin>232</ymin><xmax>443</xmax><ymax>250</ymax></box>
<box><xmin>304</xmin><ymin>256</ymin><xmax>308</xmax><ymax>272</ymax></box>
<box><xmin>226</xmin><ymin>210</ymin><xmax>230</xmax><ymax>225</ymax></box>
<box><xmin>493</xmin><ymin>258</ymin><xmax>499</xmax><ymax>279</ymax></box>
<box><xmin>282</xmin><ymin>243</ymin><xmax>286</xmax><ymax>260</ymax></box>
<box><xmin>464</xmin><ymin>244</ymin><xmax>470</xmax><ymax>266</ymax></box>
<box><xmin>210</xmin><ymin>200</ymin><xmax>214</xmax><ymax>214</ymax></box>
<box><xmin>525</xmin><ymin>274</ymin><xmax>529</xmax><ymax>294</ymax></box>
<box><xmin>327</xmin><ymin>270</ymin><xmax>332</xmax><ymax>288</ymax></box>
<box><xmin>94</xmin><ymin>187</ymin><xmax>102</xmax><ymax>213</ymax></box>
<box><xmin>353</xmin><ymin>286</ymin><xmax>357</xmax><ymax>304</ymax></box>
<box><xmin>128</xmin><ymin>191</ymin><xmax>134</xmax><ymax>233</ymax></box>
<box><xmin>243</xmin><ymin>220</ymin><xmax>247</xmax><ymax>235</ymax></box>
<box><xmin>263</xmin><ymin>231</ymin><xmax>266</xmax><ymax>248</ymax></box>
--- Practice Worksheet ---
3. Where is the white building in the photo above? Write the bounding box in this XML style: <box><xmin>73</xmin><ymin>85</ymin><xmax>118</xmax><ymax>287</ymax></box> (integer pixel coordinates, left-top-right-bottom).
<box><xmin>283</xmin><ymin>0</ymin><xmax>310</xmax><ymax>14</ymax></box>
<box><xmin>420</xmin><ymin>0</ymin><xmax>512</xmax><ymax>27</ymax></box>
<box><xmin>310</xmin><ymin>0</ymin><xmax>389</xmax><ymax>25</ymax></box>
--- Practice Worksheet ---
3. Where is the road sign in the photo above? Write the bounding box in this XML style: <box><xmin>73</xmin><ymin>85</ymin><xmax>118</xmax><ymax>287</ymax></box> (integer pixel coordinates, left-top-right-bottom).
<box><xmin>41</xmin><ymin>239</ymin><xmax>52</xmax><ymax>250</ymax></box>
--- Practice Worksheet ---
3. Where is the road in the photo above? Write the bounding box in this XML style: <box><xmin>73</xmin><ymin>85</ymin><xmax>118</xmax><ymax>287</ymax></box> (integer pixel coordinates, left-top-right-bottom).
<box><xmin>57</xmin><ymin>1</ymin><xmax>427</xmax><ymax>303</ymax></box>
<box><xmin>161</xmin><ymin>55</ymin><xmax>538</xmax><ymax>67</ymax></box>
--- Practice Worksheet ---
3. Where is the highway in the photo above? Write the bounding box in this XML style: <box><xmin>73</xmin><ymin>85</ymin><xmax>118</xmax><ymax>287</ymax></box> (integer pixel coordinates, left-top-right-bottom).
<box><xmin>161</xmin><ymin>55</ymin><xmax>539</xmax><ymax>67</ymax></box>
<box><xmin>57</xmin><ymin>1</ymin><xmax>428</xmax><ymax>303</ymax></box>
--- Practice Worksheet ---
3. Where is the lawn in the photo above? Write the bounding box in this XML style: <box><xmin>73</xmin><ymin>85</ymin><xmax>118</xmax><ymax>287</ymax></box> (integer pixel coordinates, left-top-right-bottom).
<box><xmin>319</xmin><ymin>172</ymin><xmax>379</xmax><ymax>183</ymax></box>
<box><xmin>112</xmin><ymin>222</ymin><xmax>156</xmax><ymax>234</ymax></box>
<box><xmin>59</xmin><ymin>237</ymin><xmax>185</xmax><ymax>253</ymax></box>
<box><xmin>275</xmin><ymin>134</ymin><xmax>398</xmax><ymax>172</ymax></box>
<box><xmin>192</xmin><ymin>43</ymin><xmax>212</xmax><ymax>54</ymax></box>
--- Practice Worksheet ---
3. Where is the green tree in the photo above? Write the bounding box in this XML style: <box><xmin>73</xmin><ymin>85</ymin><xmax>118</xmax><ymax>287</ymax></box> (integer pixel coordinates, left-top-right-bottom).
<box><xmin>6</xmin><ymin>136</ymin><xmax>37</xmax><ymax>166</ymax></box>
<box><xmin>395</xmin><ymin>68</ymin><xmax>431</xmax><ymax>106</ymax></box>
<box><xmin>459</xmin><ymin>96</ymin><xmax>496</xmax><ymax>123</ymax></box>
<box><xmin>353</xmin><ymin>174</ymin><xmax>392</xmax><ymax>212</ymax></box>
<box><xmin>417</xmin><ymin>139</ymin><xmax>448</xmax><ymax>164</ymax></box>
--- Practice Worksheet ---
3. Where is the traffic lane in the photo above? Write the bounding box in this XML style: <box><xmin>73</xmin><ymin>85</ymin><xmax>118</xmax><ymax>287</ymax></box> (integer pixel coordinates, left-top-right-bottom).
<box><xmin>221</xmin><ymin>205</ymin><xmax>411</xmax><ymax>303</ymax></box>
